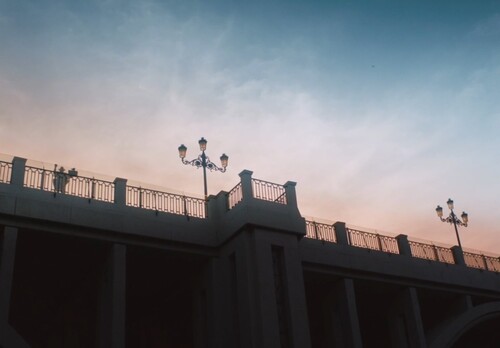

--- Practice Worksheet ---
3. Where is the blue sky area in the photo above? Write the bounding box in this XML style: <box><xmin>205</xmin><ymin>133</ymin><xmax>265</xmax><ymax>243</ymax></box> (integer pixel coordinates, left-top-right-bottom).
<box><xmin>1</xmin><ymin>0</ymin><xmax>499</xmax><ymax>252</ymax></box>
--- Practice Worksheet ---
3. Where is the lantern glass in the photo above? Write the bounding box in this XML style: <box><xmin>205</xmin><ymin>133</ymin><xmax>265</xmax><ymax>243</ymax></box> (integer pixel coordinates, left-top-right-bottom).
<box><xmin>199</xmin><ymin>137</ymin><xmax>207</xmax><ymax>151</ymax></box>
<box><xmin>447</xmin><ymin>199</ymin><xmax>454</xmax><ymax>210</ymax></box>
<box><xmin>436</xmin><ymin>205</ymin><xmax>443</xmax><ymax>218</ymax></box>
<box><xmin>461</xmin><ymin>212</ymin><xmax>468</xmax><ymax>224</ymax></box>
<box><xmin>220</xmin><ymin>153</ymin><xmax>228</xmax><ymax>168</ymax></box>
<box><xmin>178</xmin><ymin>144</ymin><xmax>187</xmax><ymax>158</ymax></box>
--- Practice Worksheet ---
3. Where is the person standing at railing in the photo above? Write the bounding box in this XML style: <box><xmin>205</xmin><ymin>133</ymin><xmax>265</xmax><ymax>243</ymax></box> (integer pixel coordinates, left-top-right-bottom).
<box><xmin>53</xmin><ymin>165</ymin><xmax>69</xmax><ymax>193</ymax></box>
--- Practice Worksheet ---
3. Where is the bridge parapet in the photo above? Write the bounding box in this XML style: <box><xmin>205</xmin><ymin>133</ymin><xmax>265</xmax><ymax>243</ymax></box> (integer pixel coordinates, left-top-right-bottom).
<box><xmin>0</xmin><ymin>154</ymin><xmax>499</xmax><ymax>272</ymax></box>
<box><xmin>304</xmin><ymin>218</ymin><xmax>500</xmax><ymax>273</ymax></box>
<box><xmin>214</xmin><ymin>169</ymin><xmax>306</xmax><ymax>242</ymax></box>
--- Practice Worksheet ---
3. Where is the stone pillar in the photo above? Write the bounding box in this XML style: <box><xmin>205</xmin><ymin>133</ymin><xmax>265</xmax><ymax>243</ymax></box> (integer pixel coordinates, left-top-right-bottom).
<box><xmin>334</xmin><ymin>221</ymin><xmax>350</xmax><ymax>245</ymax></box>
<box><xmin>323</xmin><ymin>278</ymin><xmax>363</xmax><ymax>348</ymax></box>
<box><xmin>113</xmin><ymin>178</ymin><xmax>127</xmax><ymax>206</ymax></box>
<box><xmin>10</xmin><ymin>157</ymin><xmax>27</xmax><ymax>188</ymax></box>
<box><xmin>280</xmin><ymin>240</ymin><xmax>311</xmax><ymax>348</ymax></box>
<box><xmin>396</xmin><ymin>234</ymin><xmax>412</xmax><ymax>256</ymax></box>
<box><xmin>98</xmin><ymin>244</ymin><xmax>126</xmax><ymax>348</ymax></box>
<box><xmin>238</xmin><ymin>170</ymin><xmax>253</xmax><ymax>202</ymax></box>
<box><xmin>199</xmin><ymin>256</ymin><xmax>238</xmax><ymax>348</ymax></box>
<box><xmin>451</xmin><ymin>246</ymin><xmax>466</xmax><ymax>266</ymax></box>
<box><xmin>216</xmin><ymin>229</ymin><xmax>311</xmax><ymax>348</ymax></box>
<box><xmin>0</xmin><ymin>227</ymin><xmax>18</xmax><ymax>342</ymax></box>
<box><xmin>389</xmin><ymin>287</ymin><xmax>426</xmax><ymax>348</ymax></box>
<box><xmin>229</xmin><ymin>234</ymin><xmax>258</xmax><ymax>348</ymax></box>
<box><xmin>283</xmin><ymin>181</ymin><xmax>298</xmax><ymax>210</ymax></box>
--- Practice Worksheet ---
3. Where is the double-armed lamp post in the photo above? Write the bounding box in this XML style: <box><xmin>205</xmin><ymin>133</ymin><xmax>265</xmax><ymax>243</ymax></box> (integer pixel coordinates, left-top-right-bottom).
<box><xmin>436</xmin><ymin>199</ymin><xmax>469</xmax><ymax>250</ymax></box>
<box><xmin>178</xmin><ymin>137</ymin><xmax>228</xmax><ymax>199</ymax></box>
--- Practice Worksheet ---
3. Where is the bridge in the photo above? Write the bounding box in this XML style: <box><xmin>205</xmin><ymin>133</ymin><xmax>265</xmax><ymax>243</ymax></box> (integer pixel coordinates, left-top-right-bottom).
<box><xmin>0</xmin><ymin>155</ymin><xmax>499</xmax><ymax>348</ymax></box>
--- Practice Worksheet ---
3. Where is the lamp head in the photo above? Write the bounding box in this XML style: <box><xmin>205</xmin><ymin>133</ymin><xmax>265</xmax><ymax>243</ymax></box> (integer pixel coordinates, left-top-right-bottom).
<box><xmin>436</xmin><ymin>205</ymin><xmax>443</xmax><ymax>218</ymax></box>
<box><xmin>198</xmin><ymin>137</ymin><xmax>207</xmax><ymax>151</ymax></box>
<box><xmin>447</xmin><ymin>198</ymin><xmax>454</xmax><ymax>210</ymax></box>
<box><xmin>178</xmin><ymin>144</ymin><xmax>187</xmax><ymax>159</ymax></box>
<box><xmin>220</xmin><ymin>153</ymin><xmax>228</xmax><ymax>168</ymax></box>
<box><xmin>461</xmin><ymin>211</ymin><xmax>468</xmax><ymax>224</ymax></box>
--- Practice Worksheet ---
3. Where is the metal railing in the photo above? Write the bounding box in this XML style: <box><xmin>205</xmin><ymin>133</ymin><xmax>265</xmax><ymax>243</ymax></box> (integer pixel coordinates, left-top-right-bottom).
<box><xmin>227</xmin><ymin>182</ymin><xmax>243</xmax><ymax>210</ymax></box>
<box><xmin>306</xmin><ymin>221</ymin><xmax>336</xmax><ymax>242</ymax></box>
<box><xmin>463</xmin><ymin>251</ymin><xmax>500</xmax><ymax>272</ymax></box>
<box><xmin>408</xmin><ymin>241</ymin><xmax>455</xmax><ymax>264</ymax></box>
<box><xmin>126</xmin><ymin>186</ymin><xmax>206</xmax><ymax>219</ymax></box>
<box><xmin>347</xmin><ymin>228</ymin><xmax>399</xmax><ymax>254</ymax></box>
<box><xmin>23</xmin><ymin>166</ymin><xmax>115</xmax><ymax>202</ymax></box>
<box><xmin>252</xmin><ymin>178</ymin><xmax>287</xmax><ymax>204</ymax></box>
<box><xmin>0</xmin><ymin>161</ymin><xmax>12</xmax><ymax>183</ymax></box>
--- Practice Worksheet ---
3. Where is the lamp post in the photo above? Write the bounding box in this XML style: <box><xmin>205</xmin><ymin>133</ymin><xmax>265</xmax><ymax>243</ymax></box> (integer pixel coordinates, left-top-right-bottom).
<box><xmin>435</xmin><ymin>199</ymin><xmax>469</xmax><ymax>250</ymax></box>
<box><xmin>178</xmin><ymin>137</ymin><xmax>228</xmax><ymax>199</ymax></box>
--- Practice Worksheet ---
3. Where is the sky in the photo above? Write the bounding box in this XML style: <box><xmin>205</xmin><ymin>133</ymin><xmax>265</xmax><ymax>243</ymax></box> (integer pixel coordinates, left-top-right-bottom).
<box><xmin>1</xmin><ymin>0</ymin><xmax>499</xmax><ymax>253</ymax></box>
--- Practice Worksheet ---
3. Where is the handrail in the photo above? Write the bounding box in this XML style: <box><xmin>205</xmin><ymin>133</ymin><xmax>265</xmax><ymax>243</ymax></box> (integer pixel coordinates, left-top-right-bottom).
<box><xmin>347</xmin><ymin>228</ymin><xmax>399</xmax><ymax>254</ymax></box>
<box><xmin>302</xmin><ymin>221</ymin><xmax>500</xmax><ymax>272</ymax></box>
<box><xmin>305</xmin><ymin>221</ymin><xmax>336</xmax><ymax>242</ymax></box>
<box><xmin>227</xmin><ymin>182</ymin><xmax>243</xmax><ymax>210</ymax></box>
<box><xmin>23</xmin><ymin>165</ymin><xmax>115</xmax><ymax>203</ymax></box>
<box><xmin>463</xmin><ymin>251</ymin><xmax>500</xmax><ymax>272</ymax></box>
<box><xmin>252</xmin><ymin>178</ymin><xmax>287</xmax><ymax>204</ymax></box>
<box><xmin>408</xmin><ymin>240</ymin><xmax>455</xmax><ymax>264</ymax></box>
<box><xmin>126</xmin><ymin>185</ymin><xmax>206</xmax><ymax>219</ymax></box>
<box><xmin>0</xmin><ymin>160</ymin><xmax>12</xmax><ymax>184</ymax></box>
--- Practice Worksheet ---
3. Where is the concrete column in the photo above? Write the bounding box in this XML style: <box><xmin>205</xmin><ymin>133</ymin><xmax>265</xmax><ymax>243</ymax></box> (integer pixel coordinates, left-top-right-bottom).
<box><xmin>396</xmin><ymin>234</ymin><xmax>412</xmax><ymax>256</ymax></box>
<box><xmin>334</xmin><ymin>221</ymin><xmax>350</xmax><ymax>245</ymax></box>
<box><xmin>451</xmin><ymin>246</ymin><xmax>466</xmax><ymax>266</ymax></box>
<box><xmin>10</xmin><ymin>157</ymin><xmax>27</xmax><ymax>188</ymax></box>
<box><xmin>281</xmin><ymin>239</ymin><xmax>311</xmax><ymax>348</ymax></box>
<box><xmin>200</xmin><ymin>256</ymin><xmax>238</xmax><ymax>348</ymax></box>
<box><xmin>283</xmin><ymin>181</ymin><xmax>298</xmax><ymax>210</ymax></box>
<box><xmin>389</xmin><ymin>287</ymin><xmax>426</xmax><ymax>348</ymax></box>
<box><xmin>252</xmin><ymin>237</ymin><xmax>281</xmax><ymax>348</ymax></box>
<box><xmin>0</xmin><ymin>227</ymin><xmax>18</xmax><ymax>340</ymax></box>
<box><xmin>238</xmin><ymin>170</ymin><xmax>254</xmax><ymax>202</ymax></box>
<box><xmin>231</xmin><ymin>234</ymin><xmax>259</xmax><ymax>348</ymax></box>
<box><xmin>113</xmin><ymin>178</ymin><xmax>127</xmax><ymax>206</ymax></box>
<box><xmin>98</xmin><ymin>244</ymin><xmax>126</xmax><ymax>348</ymax></box>
<box><xmin>324</xmin><ymin>278</ymin><xmax>362</xmax><ymax>348</ymax></box>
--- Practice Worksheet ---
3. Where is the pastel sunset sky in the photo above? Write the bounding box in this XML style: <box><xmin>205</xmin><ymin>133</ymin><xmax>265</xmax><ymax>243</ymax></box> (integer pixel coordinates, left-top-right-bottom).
<box><xmin>1</xmin><ymin>0</ymin><xmax>499</xmax><ymax>252</ymax></box>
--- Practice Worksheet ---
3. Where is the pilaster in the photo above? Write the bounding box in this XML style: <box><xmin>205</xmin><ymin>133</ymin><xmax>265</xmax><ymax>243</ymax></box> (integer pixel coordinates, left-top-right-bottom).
<box><xmin>98</xmin><ymin>244</ymin><xmax>126</xmax><ymax>348</ymax></box>
<box><xmin>0</xmin><ymin>227</ymin><xmax>18</xmax><ymax>341</ymax></box>
<box><xmin>113</xmin><ymin>178</ymin><xmax>127</xmax><ymax>206</ymax></box>
<box><xmin>10</xmin><ymin>157</ymin><xmax>26</xmax><ymax>188</ymax></box>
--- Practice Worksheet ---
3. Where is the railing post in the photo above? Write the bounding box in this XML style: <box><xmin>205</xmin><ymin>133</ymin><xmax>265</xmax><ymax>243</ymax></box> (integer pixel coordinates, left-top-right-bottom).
<box><xmin>238</xmin><ymin>170</ymin><xmax>253</xmax><ymax>201</ymax></box>
<box><xmin>10</xmin><ymin>157</ymin><xmax>27</xmax><ymax>188</ymax></box>
<box><xmin>334</xmin><ymin>222</ymin><xmax>349</xmax><ymax>245</ymax></box>
<box><xmin>396</xmin><ymin>234</ymin><xmax>411</xmax><ymax>256</ymax></box>
<box><xmin>433</xmin><ymin>245</ymin><xmax>441</xmax><ymax>262</ymax></box>
<box><xmin>283</xmin><ymin>181</ymin><xmax>298</xmax><ymax>209</ymax></box>
<box><xmin>482</xmin><ymin>255</ymin><xmax>489</xmax><ymax>271</ymax></box>
<box><xmin>451</xmin><ymin>246</ymin><xmax>466</xmax><ymax>266</ymax></box>
<box><xmin>376</xmin><ymin>234</ymin><xmax>383</xmax><ymax>251</ymax></box>
<box><xmin>313</xmin><ymin>222</ymin><xmax>319</xmax><ymax>240</ymax></box>
<box><xmin>113</xmin><ymin>178</ymin><xmax>127</xmax><ymax>206</ymax></box>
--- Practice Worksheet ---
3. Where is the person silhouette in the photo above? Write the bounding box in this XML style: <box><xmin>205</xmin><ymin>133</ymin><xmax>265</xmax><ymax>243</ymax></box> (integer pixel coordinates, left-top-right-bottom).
<box><xmin>53</xmin><ymin>166</ymin><xmax>68</xmax><ymax>193</ymax></box>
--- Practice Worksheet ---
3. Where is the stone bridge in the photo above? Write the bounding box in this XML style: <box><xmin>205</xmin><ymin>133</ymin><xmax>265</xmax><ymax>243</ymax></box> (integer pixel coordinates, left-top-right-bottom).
<box><xmin>0</xmin><ymin>156</ymin><xmax>499</xmax><ymax>347</ymax></box>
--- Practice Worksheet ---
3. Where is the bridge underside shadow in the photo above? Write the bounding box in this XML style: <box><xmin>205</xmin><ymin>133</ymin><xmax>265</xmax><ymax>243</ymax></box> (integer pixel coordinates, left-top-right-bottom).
<box><xmin>429</xmin><ymin>302</ymin><xmax>500</xmax><ymax>348</ymax></box>
<box><xmin>7</xmin><ymin>227</ymin><xmax>208</xmax><ymax>348</ymax></box>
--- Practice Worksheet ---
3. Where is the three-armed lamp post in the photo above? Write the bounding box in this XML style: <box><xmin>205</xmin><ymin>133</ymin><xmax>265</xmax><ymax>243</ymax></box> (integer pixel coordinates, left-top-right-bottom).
<box><xmin>435</xmin><ymin>199</ymin><xmax>469</xmax><ymax>250</ymax></box>
<box><xmin>178</xmin><ymin>137</ymin><xmax>228</xmax><ymax>199</ymax></box>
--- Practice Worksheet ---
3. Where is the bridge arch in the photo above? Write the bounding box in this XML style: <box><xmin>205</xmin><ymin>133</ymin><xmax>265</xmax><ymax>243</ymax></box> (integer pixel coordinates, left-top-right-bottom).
<box><xmin>429</xmin><ymin>302</ymin><xmax>500</xmax><ymax>348</ymax></box>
